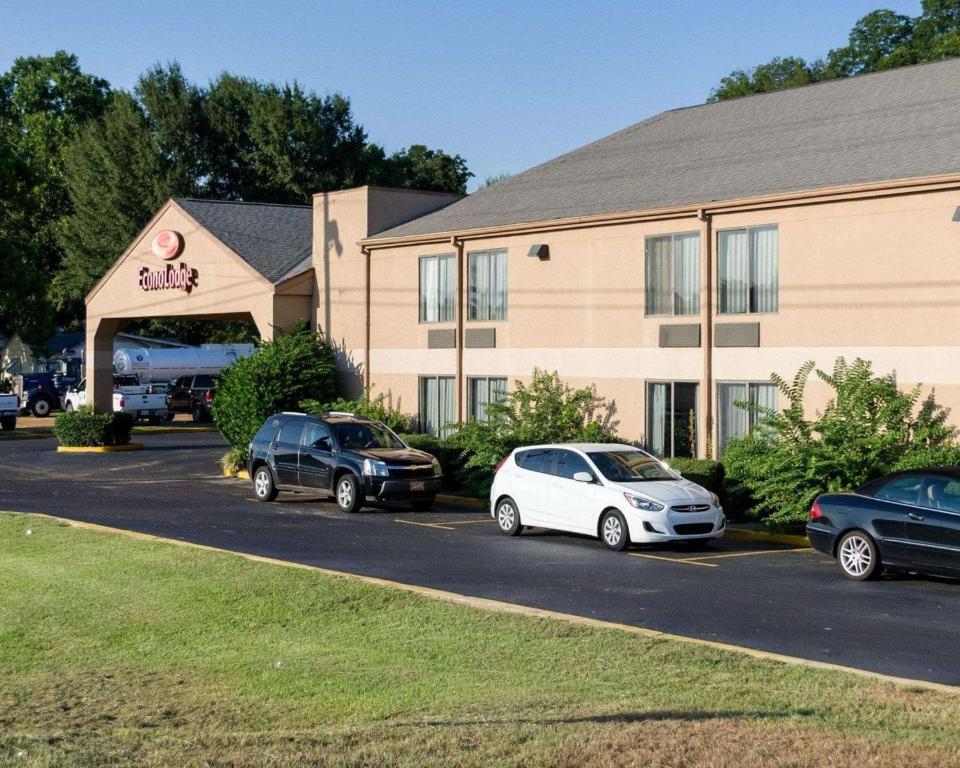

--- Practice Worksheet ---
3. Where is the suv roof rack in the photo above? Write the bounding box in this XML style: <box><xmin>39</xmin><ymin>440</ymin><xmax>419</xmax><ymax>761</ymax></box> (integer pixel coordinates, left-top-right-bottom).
<box><xmin>280</xmin><ymin>411</ymin><xmax>306</xmax><ymax>416</ymax></box>
<box><xmin>324</xmin><ymin>410</ymin><xmax>358</xmax><ymax>418</ymax></box>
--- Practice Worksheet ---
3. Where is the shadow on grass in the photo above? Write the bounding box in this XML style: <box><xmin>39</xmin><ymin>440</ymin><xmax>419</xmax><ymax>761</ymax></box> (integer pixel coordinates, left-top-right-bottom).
<box><xmin>394</xmin><ymin>709</ymin><xmax>816</xmax><ymax>728</ymax></box>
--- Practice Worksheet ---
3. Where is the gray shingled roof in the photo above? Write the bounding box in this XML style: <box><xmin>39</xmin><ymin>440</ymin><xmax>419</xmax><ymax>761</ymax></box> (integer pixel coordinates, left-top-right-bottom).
<box><xmin>175</xmin><ymin>198</ymin><xmax>312</xmax><ymax>283</ymax></box>
<box><xmin>372</xmin><ymin>59</ymin><xmax>960</xmax><ymax>240</ymax></box>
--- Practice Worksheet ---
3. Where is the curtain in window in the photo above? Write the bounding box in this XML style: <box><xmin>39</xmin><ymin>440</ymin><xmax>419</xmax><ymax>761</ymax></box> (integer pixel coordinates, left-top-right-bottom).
<box><xmin>490</xmin><ymin>250</ymin><xmax>507</xmax><ymax>320</ymax></box>
<box><xmin>420</xmin><ymin>257</ymin><xmax>438</xmax><ymax>322</ymax></box>
<box><xmin>645</xmin><ymin>236</ymin><xmax>673</xmax><ymax>315</ymax></box>
<box><xmin>750</xmin><ymin>226</ymin><xmax>778</xmax><ymax>313</ymax></box>
<box><xmin>420</xmin><ymin>377</ymin><xmax>438</xmax><ymax>435</ymax></box>
<box><xmin>718</xmin><ymin>383</ymin><xmax>748</xmax><ymax>454</ymax></box>
<box><xmin>673</xmin><ymin>233</ymin><xmax>700</xmax><ymax>316</ymax></box>
<box><xmin>469</xmin><ymin>378</ymin><xmax>489</xmax><ymax>421</ymax></box>
<box><xmin>748</xmin><ymin>382</ymin><xmax>778</xmax><ymax>430</ymax></box>
<box><xmin>438</xmin><ymin>254</ymin><xmax>454</xmax><ymax>322</ymax></box>
<box><xmin>439</xmin><ymin>377</ymin><xmax>455</xmax><ymax>438</ymax></box>
<box><xmin>647</xmin><ymin>382</ymin><xmax>670</xmax><ymax>457</ymax></box>
<box><xmin>718</xmin><ymin>230</ymin><xmax>749</xmax><ymax>314</ymax></box>
<box><xmin>468</xmin><ymin>252</ymin><xmax>489</xmax><ymax>320</ymax></box>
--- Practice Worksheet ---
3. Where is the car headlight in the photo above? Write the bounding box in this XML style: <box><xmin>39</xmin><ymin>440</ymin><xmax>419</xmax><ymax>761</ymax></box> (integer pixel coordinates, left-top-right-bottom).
<box><xmin>362</xmin><ymin>458</ymin><xmax>389</xmax><ymax>477</ymax></box>
<box><xmin>431</xmin><ymin>457</ymin><xmax>442</xmax><ymax>476</ymax></box>
<box><xmin>710</xmin><ymin>492</ymin><xmax>720</xmax><ymax>507</ymax></box>
<box><xmin>623</xmin><ymin>493</ymin><xmax>664</xmax><ymax>512</ymax></box>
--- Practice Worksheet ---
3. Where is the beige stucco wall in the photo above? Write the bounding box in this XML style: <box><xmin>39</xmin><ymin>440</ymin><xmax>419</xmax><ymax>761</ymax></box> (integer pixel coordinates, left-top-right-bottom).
<box><xmin>361</xmin><ymin>186</ymin><xmax>960</xmax><ymax>454</ymax></box>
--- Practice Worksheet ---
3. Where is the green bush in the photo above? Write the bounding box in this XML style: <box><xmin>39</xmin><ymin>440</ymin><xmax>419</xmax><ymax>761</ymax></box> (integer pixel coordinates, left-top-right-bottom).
<box><xmin>212</xmin><ymin>322</ymin><xmax>337</xmax><ymax>456</ymax></box>
<box><xmin>447</xmin><ymin>368</ymin><xmax>618</xmax><ymax>477</ymax></box>
<box><xmin>400</xmin><ymin>433</ymin><xmax>466</xmax><ymax>492</ymax></box>
<box><xmin>724</xmin><ymin>357</ymin><xmax>960</xmax><ymax>531</ymax></box>
<box><xmin>53</xmin><ymin>407</ymin><xmax>134</xmax><ymax>447</ymax></box>
<box><xmin>306</xmin><ymin>387</ymin><xmax>411</xmax><ymax>433</ymax></box>
<box><xmin>666</xmin><ymin>458</ymin><xmax>724</xmax><ymax>497</ymax></box>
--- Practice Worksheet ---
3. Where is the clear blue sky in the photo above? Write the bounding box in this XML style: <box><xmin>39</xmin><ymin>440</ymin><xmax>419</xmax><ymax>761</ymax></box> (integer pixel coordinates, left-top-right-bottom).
<box><xmin>2</xmin><ymin>0</ymin><xmax>920</xmax><ymax>190</ymax></box>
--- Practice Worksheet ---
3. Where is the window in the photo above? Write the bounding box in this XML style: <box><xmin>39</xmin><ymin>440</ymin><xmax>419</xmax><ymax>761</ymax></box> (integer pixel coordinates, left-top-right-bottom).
<box><xmin>718</xmin><ymin>225</ymin><xmax>778</xmax><ymax>314</ymax></box>
<box><xmin>301</xmin><ymin>422</ymin><xmax>333</xmax><ymax>452</ymax></box>
<box><xmin>874</xmin><ymin>475</ymin><xmax>923</xmax><ymax>506</ymax></box>
<box><xmin>419</xmin><ymin>375</ymin><xmax>455</xmax><ymax>437</ymax></box>
<box><xmin>277</xmin><ymin>420</ymin><xmax>304</xmax><ymax>445</ymax></box>
<box><xmin>644</xmin><ymin>232</ymin><xmax>700</xmax><ymax>316</ymax></box>
<box><xmin>468</xmin><ymin>249</ymin><xmax>507</xmax><ymax>320</ymax></box>
<box><xmin>717</xmin><ymin>382</ymin><xmax>778</xmax><ymax>454</ymax></box>
<box><xmin>646</xmin><ymin>381</ymin><xmax>698</xmax><ymax>458</ymax></box>
<box><xmin>516</xmin><ymin>448</ymin><xmax>556</xmax><ymax>474</ymax></box>
<box><xmin>419</xmin><ymin>254</ymin><xmax>455</xmax><ymax>323</ymax></box>
<box><xmin>554</xmin><ymin>450</ymin><xmax>593</xmax><ymax>480</ymax></box>
<box><xmin>918</xmin><ymin>476</ymin><xmax>960</xmax><ymax>514</ymax></box>
<box><xmin>194</xmin><ymin>375</ymin><xmax>213</xmax><ymax>388</ymax></box>
<box><xmin>468</xmin><ymin>376</ymin><xmax>507</xmax><ymax>421</ymax></box>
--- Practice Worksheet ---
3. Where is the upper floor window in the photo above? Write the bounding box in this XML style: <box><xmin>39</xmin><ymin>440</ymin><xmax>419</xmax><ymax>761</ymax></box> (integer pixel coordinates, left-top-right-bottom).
<box><xmin>419</xmin><ymin>254</ymin><xmax>455</xmax><ymax>323</ymax></box>
<box><xmin>468</xmin><ymin>249</ymin><xmax>507</xmax><ymax>321</ymax></box>
<box><xmin>644</xmin><ymin>232</ymin><xmax>700</xmax><ymax>316</ymax></box>
<box><xmin>718</xmin><ymin>225</ymin><xmax>778</xmax><ymax>314</ymax></box>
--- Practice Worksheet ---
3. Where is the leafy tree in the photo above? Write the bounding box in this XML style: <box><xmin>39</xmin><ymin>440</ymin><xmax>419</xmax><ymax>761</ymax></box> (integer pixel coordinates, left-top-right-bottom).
<box><xmin>710</xmin><ymin>1</ymin><xmax>960</xmax><ymax>100</ymax></box>
<box><xmin>479</xmin><ymin>172</ymin><xmax>511</xmax><ymax>189</ymax></box>
<box><xmin>304</xmin><ymin>386</ymin><xmax>411</xmax><ymax>433</ymax></box>
<box><xmin>447</xmin><ymin>368</ymin><xmax>618</xmax><ymax>475</ymax></box>
<box><xmin>722</xmin><ymin>358</ymin><xmax>960</xmax><ymax>530</ymax></box>
<box><xmin>371</xmin><ymin>144</ymin><xmax>472</xmax><ymax>195</ymax></box>
<box><xmin>212</xmin><ymin>323</ymin><xmax>337</xmax><ymax>454</ymax></box>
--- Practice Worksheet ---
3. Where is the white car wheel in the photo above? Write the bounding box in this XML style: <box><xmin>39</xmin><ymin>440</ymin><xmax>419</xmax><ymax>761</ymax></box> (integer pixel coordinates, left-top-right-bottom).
<box><xmin>600</xmin><ymin>510</ymin><xmax>630</xmax><ymax>551</ymax></box>
<box><xmin>495</xmin><ymin>498</ymin><xmax>522</xmax><ymax>536</ymax></box>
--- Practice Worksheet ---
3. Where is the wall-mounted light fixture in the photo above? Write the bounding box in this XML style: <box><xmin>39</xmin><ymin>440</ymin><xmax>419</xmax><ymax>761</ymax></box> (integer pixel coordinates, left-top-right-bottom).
<box><xmin>527</xmin><ymin>243</ymin><xmax>550</xmax><ymax>260</ymax></box>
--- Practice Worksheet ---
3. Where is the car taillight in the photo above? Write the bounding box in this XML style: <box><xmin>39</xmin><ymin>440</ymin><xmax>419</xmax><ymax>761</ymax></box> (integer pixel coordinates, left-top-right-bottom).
<box><xmin>204</xmin><ymin>390</ymin><xmax>212</xmax><ymax>404</ymax></box>
<box><xmin>119</xmin><ymin>397</ymin><xmax>125</xmax><ymax>408</ymax></box>
<box><xmin>810</xmin><ymin>499</ymin><xmax>823</xmax><ymax>520</ymax></box>
<box><xmin>494</xmin><ymin>455</ymin><xmax>509</xmax><ymax>474</ymax></box>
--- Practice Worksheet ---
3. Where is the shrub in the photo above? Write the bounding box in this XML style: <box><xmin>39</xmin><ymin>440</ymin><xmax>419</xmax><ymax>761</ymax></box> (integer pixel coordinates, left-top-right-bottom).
<box><xmin>447</xmin><ymin>368</ymin><xmax>618</xmax><ymax>477</ymax></box>
<box><xmin>666</xmin><ymin>458</ymin><xmax>724</xmax><ymax>497</ymax></box>
<box><xmin>306</xmin><ymin>387</ymin><xmax>411</xmax><ymax>433</ymax></box>
<box><xmin>212</xmin><ymin>322</ymin><xmax>337</xmax><ymax>456</ymax></box>
<box><xmin>400</xmin><ymin>433</ymin><xmax>465</xmax><ymax>491</ymax></box>
<box><xmin>53</xmin><ymin>407</ymin><xmax>134</xmax><ymax>447</ymax></box>
<box><xmin>724</xmin><ymin>357</ymin><xmax>960</xmax><ymax>531</ymax></box>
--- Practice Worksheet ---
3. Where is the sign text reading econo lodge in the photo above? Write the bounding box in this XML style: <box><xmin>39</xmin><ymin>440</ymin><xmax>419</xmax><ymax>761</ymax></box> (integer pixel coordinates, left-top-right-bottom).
<box><xmin>139</xmin><ymin>230</ymin><xmax>198</xmax><ymax>293</ymax></box>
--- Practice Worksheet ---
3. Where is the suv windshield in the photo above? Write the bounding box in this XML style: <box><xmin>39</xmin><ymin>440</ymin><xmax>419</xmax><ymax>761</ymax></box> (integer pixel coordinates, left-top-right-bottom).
<box><xmin>587</xmin><ymin>450</ymin><xmax>677</xmax><ymax>482</ymax></box>
<box><xmin>331</xmin><ymin>421</ymin><xmax>405</xmax><ymax>450</ymax></box>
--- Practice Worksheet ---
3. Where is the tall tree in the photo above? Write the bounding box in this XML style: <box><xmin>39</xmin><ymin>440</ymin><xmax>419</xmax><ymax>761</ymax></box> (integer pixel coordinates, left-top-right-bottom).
<box><xmin>371</xmin><ymin>144</ymin><xmax>472</xmax><ymax>194</ymax></box>
<box><xmin>710</xmin><ymin>1</ymin><xmax>960</xmax><ymax>100</ymax></box>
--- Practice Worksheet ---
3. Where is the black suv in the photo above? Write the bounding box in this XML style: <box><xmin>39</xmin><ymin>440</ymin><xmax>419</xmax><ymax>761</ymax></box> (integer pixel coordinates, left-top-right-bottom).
<box><xmin>247</xmin><ymin>412</ymin><xmax>442</xmax><ymax>512</ymax></box>
<box><xmin>166</xmin><ymin>374</ymin><xmax>217</xmax><ymax>421</ymax></box>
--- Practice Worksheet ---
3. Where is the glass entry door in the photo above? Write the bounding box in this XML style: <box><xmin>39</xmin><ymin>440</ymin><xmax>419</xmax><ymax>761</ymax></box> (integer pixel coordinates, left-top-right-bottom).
<box><xmin>646</xmin><ymin>381</ymin><xmax>698</xmax><ymax>458</ymax></box>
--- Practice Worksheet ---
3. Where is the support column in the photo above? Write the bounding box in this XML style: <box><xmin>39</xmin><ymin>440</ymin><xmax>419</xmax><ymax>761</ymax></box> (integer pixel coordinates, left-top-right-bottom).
<box><xmin>86</xmin><ymin>317</ymin><xmax>122</xmax><ymax>412</ymax></box>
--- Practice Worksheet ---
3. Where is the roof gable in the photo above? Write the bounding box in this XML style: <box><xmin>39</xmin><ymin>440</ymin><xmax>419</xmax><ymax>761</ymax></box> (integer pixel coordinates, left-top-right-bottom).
<box><xmin>373</xmin><ymin>58</ymin><xmax>960</xmax><ymax>239</ymax></box>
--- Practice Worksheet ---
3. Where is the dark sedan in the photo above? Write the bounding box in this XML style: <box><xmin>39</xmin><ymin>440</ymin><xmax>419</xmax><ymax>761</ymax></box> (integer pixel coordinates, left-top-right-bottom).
<box><xmin>247</xmin><ymin>411</ymin><xmax>442</xmax><ymax>512</ymax></box>
<box><xmin>808</xmin><ymin>468</ymin><xmax>960</xmax><ymax>580</ymax></box>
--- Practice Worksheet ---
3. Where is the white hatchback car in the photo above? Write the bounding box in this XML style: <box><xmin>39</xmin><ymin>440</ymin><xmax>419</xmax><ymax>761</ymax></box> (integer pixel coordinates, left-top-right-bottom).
<box><xmin>490</xmin><ymin>443</ymin><xmax>725</xmax><ymax>550</ymax></box>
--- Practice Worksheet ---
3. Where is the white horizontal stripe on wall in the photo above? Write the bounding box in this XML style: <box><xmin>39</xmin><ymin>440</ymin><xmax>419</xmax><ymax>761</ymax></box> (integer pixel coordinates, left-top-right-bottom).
<box><xmin>712</xmin><ymin>347</ymin><xmax>960</xmax><ymax>386</ymax></box>
<box><xmin>370</xmin><ymin>347</ymin><xmax>703</xmax><ymax>380</ymax></box>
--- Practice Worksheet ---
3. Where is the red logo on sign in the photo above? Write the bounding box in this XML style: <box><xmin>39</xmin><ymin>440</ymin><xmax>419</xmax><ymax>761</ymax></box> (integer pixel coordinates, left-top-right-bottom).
<box><xmin>151</xmin><ymin>230</ymin><xmax>183</xmax><ymax>260</ymax></box>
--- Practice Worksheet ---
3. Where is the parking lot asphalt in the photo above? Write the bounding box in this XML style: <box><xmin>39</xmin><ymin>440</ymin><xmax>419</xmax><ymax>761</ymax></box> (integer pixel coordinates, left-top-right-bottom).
<box><xmin>3</xmin><ymin>432</ymin><xmax>960</xmax><ymax>685</ymax></box>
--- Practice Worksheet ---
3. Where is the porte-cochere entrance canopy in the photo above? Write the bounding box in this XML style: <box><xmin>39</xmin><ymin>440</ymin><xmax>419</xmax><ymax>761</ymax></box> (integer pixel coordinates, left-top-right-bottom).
<box><xmin>85</xmin><ymin>198</ymin><xmax>314</xmax><ymax>410</ymax></box>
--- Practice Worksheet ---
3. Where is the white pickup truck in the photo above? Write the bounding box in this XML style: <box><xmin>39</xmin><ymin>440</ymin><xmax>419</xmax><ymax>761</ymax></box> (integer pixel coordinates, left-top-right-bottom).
<box><xmin>0</xmin><ymin>393</ymin><xmax>18</xmax><ymax>430</ymax></box>
<box><xmin>63</xmin><ymin>377</ymin><xmax>170</xmax><ymax>424</ymax></box>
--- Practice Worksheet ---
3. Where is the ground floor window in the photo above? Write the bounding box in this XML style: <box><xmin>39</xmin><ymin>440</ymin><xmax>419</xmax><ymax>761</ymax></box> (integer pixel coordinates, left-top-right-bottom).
<box><xmin>419</xmin><ymin>375</ymin><xmax>455</xmax><ymax>437</ymax></box>
<box><xmin>646</xmin><ymin>381</ymin><xmax>698</xmax><ymax>458</ymax></box>
<box><xmin>717</xmin><ymin>382</ymin><xmax>778</xmax><ymax>454</ymax></box>
<box><xmin>467</xmin><ymin>376</ymin><xmax>507</xmax><ymax>421</ymax></box>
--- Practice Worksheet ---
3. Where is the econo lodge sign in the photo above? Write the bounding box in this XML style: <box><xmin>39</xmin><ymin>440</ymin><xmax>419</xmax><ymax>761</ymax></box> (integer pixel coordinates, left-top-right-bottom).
<box><xmin>139</xmin><ymin>230</ymin><xmax>198</xmax><ymax>293</ymax></box>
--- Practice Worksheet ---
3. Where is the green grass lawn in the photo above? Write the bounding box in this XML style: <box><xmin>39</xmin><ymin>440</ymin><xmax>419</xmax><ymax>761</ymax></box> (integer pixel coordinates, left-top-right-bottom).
<box><xmin>1</xmin><ymin>512</ymin><xmax>959</xmax><ymax>767</ymax></box>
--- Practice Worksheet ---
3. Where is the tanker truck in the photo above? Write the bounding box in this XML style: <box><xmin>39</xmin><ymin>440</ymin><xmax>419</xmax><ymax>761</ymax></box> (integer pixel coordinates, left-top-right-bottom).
<box><xmin>112</xmin><ymin>344</ymin><xmax>255</xmax><ymax>383</ymax></box>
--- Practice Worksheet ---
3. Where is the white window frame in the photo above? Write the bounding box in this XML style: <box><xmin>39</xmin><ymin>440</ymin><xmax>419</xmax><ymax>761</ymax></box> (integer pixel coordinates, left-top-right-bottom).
<box><xmin>716</xmin><ymin>381</ymin><xmax>778</xmax><ymax>455</ymax></box>
<box><xmin>467</xmin><ymin>376</ymin><xmax>507</xmax><ymax>421</ymax></box>
<box><xmin>467</xmin><ymin>249</ymin><xmax>508</xmax><ymax>321</ymax></box>
<box><xmin>717</xmin><ymin>224</ymin><xmax>778</xmax><ymax>315</ymax></box>
<box><xmin>645</xmin><ymin>379</ymin><xmax>699</xmax><ymax>459</ymax></box>
<box><xmin>418</xmin><ymin>375</ymin><xmax>456</xmax><ymax>437</ymax></box>
<box><xmin>644</xmin><ymin>231</ymin><xmax>701</xmax><ymax>317</ymax></box>
<box><xmin>419</xmin><ymin>253</ymin><xmax>455</xmax><ymax>324</ymax></box>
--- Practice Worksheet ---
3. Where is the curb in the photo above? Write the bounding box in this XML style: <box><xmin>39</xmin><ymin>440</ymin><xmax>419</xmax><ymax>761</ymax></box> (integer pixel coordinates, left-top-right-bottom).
<box><xmin>17</xmin><ymin>510</ymin><xmax>957</xmax><ymax>695</ymax></box>
<box><xmin>56</xmin><ymin>442</ymin><xmax>144</xmax><ymax>453</ymax></box>
<box><xmin>725</xmin><ymin>526</ymin><xmax>809</xmax><ymax>547</ymax></box>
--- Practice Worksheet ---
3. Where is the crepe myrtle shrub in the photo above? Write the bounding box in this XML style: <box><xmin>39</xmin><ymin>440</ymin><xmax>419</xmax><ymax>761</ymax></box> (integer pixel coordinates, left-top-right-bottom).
<box><xmin>722</xmin><ymin>357</ymin><xmax>960</xmax><ymax>531</ymax></box>
<box><xmin>212</xmin><ymin>322</ymin><xmax>337</xmax><ymax>457</ymax></box>
<box><xmin>53</xmin><ymin>406</ymin><xmax>134</xmax><ymax>447</ymax></box>
<box><xmin>304</xmin><ymin>386</ymin><xmax>411</xmax><ymax>433</ymax></box>
<box><xmin>447</xmin><ymin>368</ymin><xmax>618</xmax><ymax>479</ymax></box>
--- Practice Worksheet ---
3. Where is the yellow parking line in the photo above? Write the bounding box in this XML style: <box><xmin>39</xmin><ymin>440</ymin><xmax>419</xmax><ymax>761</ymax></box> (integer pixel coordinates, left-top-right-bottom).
<box><xmin>437</xmin><ymin>519</ymin><xmax>492</xmax><ymax>526</ymax></box>
<box><xmin>629</xmin><ymin>552</ymin><xmax>718</xmax><ymax>567</ymax></box>
<box><xmin>683</xmin><ymin>547</ymin><xmax>810</xmax><ymax>562</ymax></box>
<box><xmin>394</xmin><ymin>519</ymin><xmax>457</xmax><ymax>531</ymax></box>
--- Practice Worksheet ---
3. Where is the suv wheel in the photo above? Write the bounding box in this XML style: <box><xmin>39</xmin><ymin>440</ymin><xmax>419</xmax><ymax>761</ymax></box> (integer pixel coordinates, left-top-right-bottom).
<box><xmin>31</xmin><ymin>396</ymin><xmax>53</xmax><ymax>418</ymax></box>
<box><xmin>0</xmin><ymin>416</ymin><xmax>15</xmax><ymax>431</ymax></box>
<box><xmin>191</xmin><ymin>403</ymin><xmax>203</xmax><ymax>422</ymax></box>
<box><xmin>253</xmin><ymin>466</ymin><xmax>278</xmax><ymax>502</ymax></box>
<box><xmin>335</xmin><ymin>474</ymin><xmax>363</xmax><ymax>513</ymax></box>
